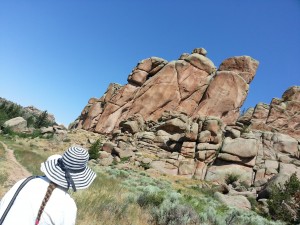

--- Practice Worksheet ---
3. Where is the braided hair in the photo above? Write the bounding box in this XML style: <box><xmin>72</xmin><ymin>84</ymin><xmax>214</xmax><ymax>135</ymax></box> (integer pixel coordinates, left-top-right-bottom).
<box><xmin>35</xmin><ymin>182</ymin><xmax>57</xmax><ymax>225</ymax></box>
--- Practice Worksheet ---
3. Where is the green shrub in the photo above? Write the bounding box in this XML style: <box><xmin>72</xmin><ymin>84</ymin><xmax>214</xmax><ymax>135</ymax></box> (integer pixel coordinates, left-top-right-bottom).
<box><xmin>1</xmin><ymin>127</ymin><xmax>43</xmax><ymax>139</ymax></box>
<box><xmin>2</xmin><ymin>126</ymin><xmax>14</xmax><ymax>135</ymax></box>
<box><xmin>34</xmin><ymin>110</ymin><xmax>52</xmax><ymax>128</ymax></box>
<box><xmin>247</xmin><ymin>196</ymin><xmax>259</xmax><ymax>211</ymax></box>
<box><xmin>0</xmin><ymin>110</ymin><xmax>9</xmax><ymax>127</ymax></box>
<box><xmin>120</xmin><ymin>156</ymin><xmax>131</xmax><ymax>163</ymax></box>
<box><xmin>88</xmin><ymin>139</ymin><xmax>102</xmax><ymax>160</ymax></box>
<box><xmin>268</xmin><ymin>173</ymin><xmax>300</xmax><ymax>224</ymax></box>
<box><xmin>137</xmin><ymin>189</ymin><xmax>165</xmax><ymax>208</ymax></box>
<box><xmin>154</xmin><ymin>201</ymin><xmax>200</xmax><ymax>225</ymax></box>
<box><xmin>26</xmin><ymin>116</ymin><xmax>35</xmax><ymax>128</ymax></box>
<box><xmin>140</xmin><ymin>162</ymin><xmax>151</xmax><ymax>170</ymax></box>
<box><xmin>225</xmin><ymin>173</ymin><xmax>240</xmax><ymax>185</ymax></box>
<box><xmin>0</xmin><ymin>102</ymin><xmax>24</xmax><ymax>125</ymax></box>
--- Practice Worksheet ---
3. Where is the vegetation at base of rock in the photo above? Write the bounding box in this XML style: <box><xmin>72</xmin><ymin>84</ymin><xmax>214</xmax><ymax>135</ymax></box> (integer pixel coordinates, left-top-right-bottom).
<box><xmin>102</xmin><ymin>167</ymin><xmax>283</xmax><ymax>225</ymax></box>
<box><xmin>0</xmin><ymin>130</ymin><xmax>288</xmax><ymax>225</ymax></box>
<box><xmin>0</xmin><ymin>102</ymin><xmax>22</xmax><ymax>126</ymax></box>
<box><xmin>137</xmin><ymin>188</ymin><xmax>165</xmax><ymax>207</ymax></box>
<box><xmin>225</xmin><ymin>173</ymin><xmax>240</xmax><ymax>185</ymax></box>
<box><xmin>268</xmin><ymin>173</ymin><xmax>300</xmax><ymax>224</ymax></box>
<box><xmin>34</xmin><ymin>110</ymin><xmax>52</xmax><ymax>128</ymax></box>
<box><xmin>88</xmin><ymin>139</ymin><xmax>102</xmax><ymax>160</ymax></box>
<box><xmin>140</xmin><ymin>161</ymin><xmax>151</xmax><ymax>170</ymax></box>
<box><xmin>1</xmin><ymin>126</ymin><xmax>43</xmax><ymax>139</ymax></box>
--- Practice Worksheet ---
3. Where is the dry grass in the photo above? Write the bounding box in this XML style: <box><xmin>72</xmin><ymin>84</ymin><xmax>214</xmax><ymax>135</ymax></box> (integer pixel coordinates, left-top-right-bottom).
<box><xmin>0</xmin><ymin>140</ymin><xmax>9</xmax><ymax>196</ymax></box>
<box><xmin>0</xmin><ymin>140</ymin><xmax>5</xmax><ymax>159</ymax></box>
<box><xmin>73</xmin><ymin>174</ymin><xmax>153</xmax><ymax>225</ymax></box>
<box><xmin>0</xmin><ymin>134</ymin><xmax>286</xmax><ymax>225</ymax></box>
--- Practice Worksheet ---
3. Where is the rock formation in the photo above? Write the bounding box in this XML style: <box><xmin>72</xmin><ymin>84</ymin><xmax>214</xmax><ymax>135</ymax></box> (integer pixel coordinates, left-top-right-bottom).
<box><xmin>96</xmin><ymin>108</ymin><xmax>299</xmax><ymax>194</ymax></box>
<box><xmin>238</xmin><ymin>86</ymin><xmax>300</xmax><ymax>139</ymax></box>
<box><xmin>3</xmin><ymin>117</ymin><xmax>27</xmax><ymax>132</ymax></box>
<box><xmin>72</xmin><ymin>48</ymin><xmax>299</xmax><ymax>209</ymax></box>
<box><xmin>72</xmin><ymin>48</ymin><xmax>259</xmax><ymax>133</ymax></box>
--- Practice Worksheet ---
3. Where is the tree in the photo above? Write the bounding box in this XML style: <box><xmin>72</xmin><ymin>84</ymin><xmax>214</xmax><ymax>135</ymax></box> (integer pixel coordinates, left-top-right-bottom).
<box><xmin>35</xmin><ymin>111</ymin><xmax>50</xmax><ymax>128</ymax></box>
<box><xmin>268</xmin><ymin>173</ymin><xmax>300</xmax><ymax>224</ymax></box>
<box><xmin>88</xmin><ymin>139</ymin><xmax>102</xmax><ymax>160</ymax></box>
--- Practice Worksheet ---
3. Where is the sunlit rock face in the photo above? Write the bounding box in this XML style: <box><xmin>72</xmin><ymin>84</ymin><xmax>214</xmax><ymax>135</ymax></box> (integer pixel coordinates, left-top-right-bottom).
<box><xmin>74</xmin><ymin>48</ymin><xmax>259</xmax><ymax>133</ymax></box>
<box><xmin>238</xmin><ymin>86</ymin><xmax>300</xmax><ymax>140</ymax></box>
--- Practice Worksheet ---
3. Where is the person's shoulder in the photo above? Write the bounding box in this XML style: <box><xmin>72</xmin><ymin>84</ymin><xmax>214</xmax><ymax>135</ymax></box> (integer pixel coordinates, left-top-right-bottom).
<box><xmin>53</xmin><ymin>188</ymin><xmax>76</xmax><ymax>207</ymax></box>
<box><xmin>26</xmin><ymin>176</ymin><xmax>50</xmax><ymax>187</ymax></box>
<box><xmin>62</xmin><ymin>193</ymin><xmax>77</xmax><ymax>211</ymax></box>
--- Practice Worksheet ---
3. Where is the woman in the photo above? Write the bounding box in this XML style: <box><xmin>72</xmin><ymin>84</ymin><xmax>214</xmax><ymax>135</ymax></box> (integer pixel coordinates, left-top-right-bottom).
<box><xmin>0</xmin><ymin>146</ymin><xmax>96</xmax><ymax>225</ymax></box>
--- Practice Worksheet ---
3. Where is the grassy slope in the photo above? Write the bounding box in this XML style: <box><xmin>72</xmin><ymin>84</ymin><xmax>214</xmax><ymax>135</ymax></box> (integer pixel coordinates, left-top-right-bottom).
<box><xmin>0</xmin><ymin>134</ymin><xmax>286</xmax><ymax>225</ymax></box>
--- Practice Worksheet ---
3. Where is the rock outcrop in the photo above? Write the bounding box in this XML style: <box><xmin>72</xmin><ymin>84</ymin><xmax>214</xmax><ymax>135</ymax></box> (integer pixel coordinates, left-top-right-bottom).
<box><xmin>94</xmin><ymin>109</ymin><xmax>300</xmax><ymax>188</ymax></box>
<box><xmin>73</xmin><ymin>48</ymin><xmax>259</xmax><ymax>133</ymax></box>
<box><xmin>238</xmin><ymin>86</ymin><xmax>300</xmax><ymax>140</ymax></box>
<box><xmin>3</xmin><ymin>117</ymin><xmax>27</xmax><ymax>132</ymax></box>
<box><xmin>0</xmin><ymin>98</ymin><xmax>56</xmax><ymax>124</ymax></box>
<box><xmin>71</xmin><ymin>48</ymin><xmax>299</xmax><ymax>210</ymax></box>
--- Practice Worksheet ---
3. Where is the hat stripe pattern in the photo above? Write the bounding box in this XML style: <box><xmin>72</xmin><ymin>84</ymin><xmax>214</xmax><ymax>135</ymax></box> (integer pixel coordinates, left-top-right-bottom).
<box><xmin>41</xmin><ymin>146</ymin><xmax>96</xmax><ymax>190</ymax></box>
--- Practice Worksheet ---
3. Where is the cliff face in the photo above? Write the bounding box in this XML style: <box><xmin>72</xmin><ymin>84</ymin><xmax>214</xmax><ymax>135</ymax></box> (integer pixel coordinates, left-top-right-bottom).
<box><xmin>72</xmin><ymin>48</ymin><xmax>259</xmax><ymax>133</ymax></box>
<box><xmin>238</xmin><ymin>86</ymin><xmax>300</xmax><ymax>140</ymax></box>
<box><xmin>72</xmin><ymin>48</ymin><xmax>300</xmax><ymax>206</ymax></box>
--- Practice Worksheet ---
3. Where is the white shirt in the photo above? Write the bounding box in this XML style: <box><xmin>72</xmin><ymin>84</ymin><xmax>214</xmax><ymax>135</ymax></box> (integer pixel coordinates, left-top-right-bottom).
<box><xmin>0</xmin><ymin>176</ymin><xmax>77</xmax><ymax>225</ymax></box>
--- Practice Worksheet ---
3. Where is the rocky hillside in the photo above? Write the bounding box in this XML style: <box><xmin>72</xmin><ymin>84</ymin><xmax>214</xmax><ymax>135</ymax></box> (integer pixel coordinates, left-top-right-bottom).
<box><xmin>0</xmin><ymin>97</ymin><xmax>61</xmax><ymax>137</ymax></box>
<box><xmin>0</xmin><ymin>97</ymin><xmax>56</xmax><ymax>124</ymax></box>
<box><xmin>70</xmin><ymin>48</ymin><xmax>300</xmax><ymax>220</ymax></box>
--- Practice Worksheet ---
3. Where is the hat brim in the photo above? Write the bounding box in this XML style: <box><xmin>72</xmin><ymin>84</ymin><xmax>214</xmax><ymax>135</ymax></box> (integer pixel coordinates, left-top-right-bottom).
<box><xmin>41</xmin><ymin>156</ymin><xmax>96</xmax><ymax>190</ymax></box>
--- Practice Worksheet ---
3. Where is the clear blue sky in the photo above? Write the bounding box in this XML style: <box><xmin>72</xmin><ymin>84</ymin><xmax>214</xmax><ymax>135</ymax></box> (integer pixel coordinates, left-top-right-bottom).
<box><xmin>1</xmin><ymin>1</ymin><xmax>299</xmax><ymax>126</ymax></box>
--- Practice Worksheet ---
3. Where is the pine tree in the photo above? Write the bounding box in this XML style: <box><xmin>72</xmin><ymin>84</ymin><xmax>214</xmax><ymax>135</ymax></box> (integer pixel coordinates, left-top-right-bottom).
<box><xmin>88</xmin><ymin>139</ymin><xmax>101</xmax><ymax>160</ymax></box>
<box><xmin>35</xmin><ymin>110</ymin><xmax>50</xmax><ymax>128</ymax></box>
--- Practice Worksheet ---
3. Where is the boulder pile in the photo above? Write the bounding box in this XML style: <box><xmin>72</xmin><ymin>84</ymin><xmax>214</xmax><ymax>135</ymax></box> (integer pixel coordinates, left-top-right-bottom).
<box><xmin>97</xmin><ymin>110</ymin><xmax>299</xmax><ymax>189</ymax></box>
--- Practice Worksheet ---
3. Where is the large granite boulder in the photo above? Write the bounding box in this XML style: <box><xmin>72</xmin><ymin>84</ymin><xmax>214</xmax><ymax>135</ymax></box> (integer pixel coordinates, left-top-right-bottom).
<box><xmin>3</xmin><ymin>117</ymin><xmax>27</xmax><ymax>132</ymax></box>
<box><xmin>214</xmin><ymin>192</ymin><xmax>251</xmax><ymax>211</ymax></box>
<box><xmin>73</xmin><ymin>48</ymin><xmax>259</xmax><ymax>133</ymax></box>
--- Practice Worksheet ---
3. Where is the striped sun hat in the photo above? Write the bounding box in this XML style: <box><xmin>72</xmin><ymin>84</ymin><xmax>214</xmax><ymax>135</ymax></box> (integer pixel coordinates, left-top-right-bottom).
<box><xmin>41</xmin><ymin>146</ymin><xmax>96</xmax><ymax>191</ymax></box>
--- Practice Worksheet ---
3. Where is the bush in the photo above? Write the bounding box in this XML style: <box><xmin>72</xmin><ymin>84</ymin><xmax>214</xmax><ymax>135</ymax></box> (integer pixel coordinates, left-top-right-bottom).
<box><xmin>268</xmin><ymin>173</ymin><xmax>300</xmax><ymax>224</ymax></box>
<box><xmin>137</xmin><ymin>189</ymin><xmax>165</xmax><ymax>208</ymax></box>
<box><xmin>1</xmin><ymin>126</ymin><xmax>14</xmax><ymax>135</ymax></box>
<box><xmin>152</xmin><ymin>192</ymin><xmax>200</xmax><ymax>225</ymax></box>
<box><xmin>26</xmin><ymin>116</ymin><xmax>35</xmax><ymax>128</ymax></box>
<box><xmin>34</xmin><ymin>110</ymin><xmax>52</xmax><ymax>128</ymax></box>
<box><xmin>225</xmin><ymin>173</ymin><xmax>240</xmax><ymax>185</ymax></box>
<box><xmin>88</xmin><ymin>139</ymin><xmax>102</xmax><ymax>160</ymax></box>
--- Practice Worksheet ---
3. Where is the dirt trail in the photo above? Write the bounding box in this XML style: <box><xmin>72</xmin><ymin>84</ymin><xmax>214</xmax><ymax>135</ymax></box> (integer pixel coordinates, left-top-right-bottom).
<box><xmin>0</xmin><ymin>141</ymin><xmax>31</xmax><ymax>186</ymax></box>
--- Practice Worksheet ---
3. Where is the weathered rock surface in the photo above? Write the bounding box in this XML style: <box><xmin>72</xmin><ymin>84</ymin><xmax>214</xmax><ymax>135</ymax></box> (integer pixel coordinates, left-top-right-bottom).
<box><xmin>238</xmin><ymin>86</ymin><xmax>300</xmax><ymax>139</ymax></box>
<box><xmin>3</xmin><ymin>117</ymin><xmax>27</xmax><ymax>132</ymax></box>
<box><xmin>74</xmin><ymin>48</ymin><xmax>259</xmax><ymax>133</ymax></box>
<box><xmin>69</xmin><ymin>48</ymin><xmax>300</xmax><ymax>211</ymax></box>
<box><xmin>214</xmin><ymin>192</ymin><xmax>251</xmax><ymax>210</ymax></box>
<box><xmin>97</xmin><ymin>109</ymin><xmax>299</xmax><ymax>199</ymax></box>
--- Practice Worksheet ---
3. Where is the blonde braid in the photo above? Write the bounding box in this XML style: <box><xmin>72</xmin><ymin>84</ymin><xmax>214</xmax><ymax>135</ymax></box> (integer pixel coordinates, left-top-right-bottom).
<box><xmin>35</xmin><ymin>182</ymin><xmax>57</xmax><ymax>225</ymax></box>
